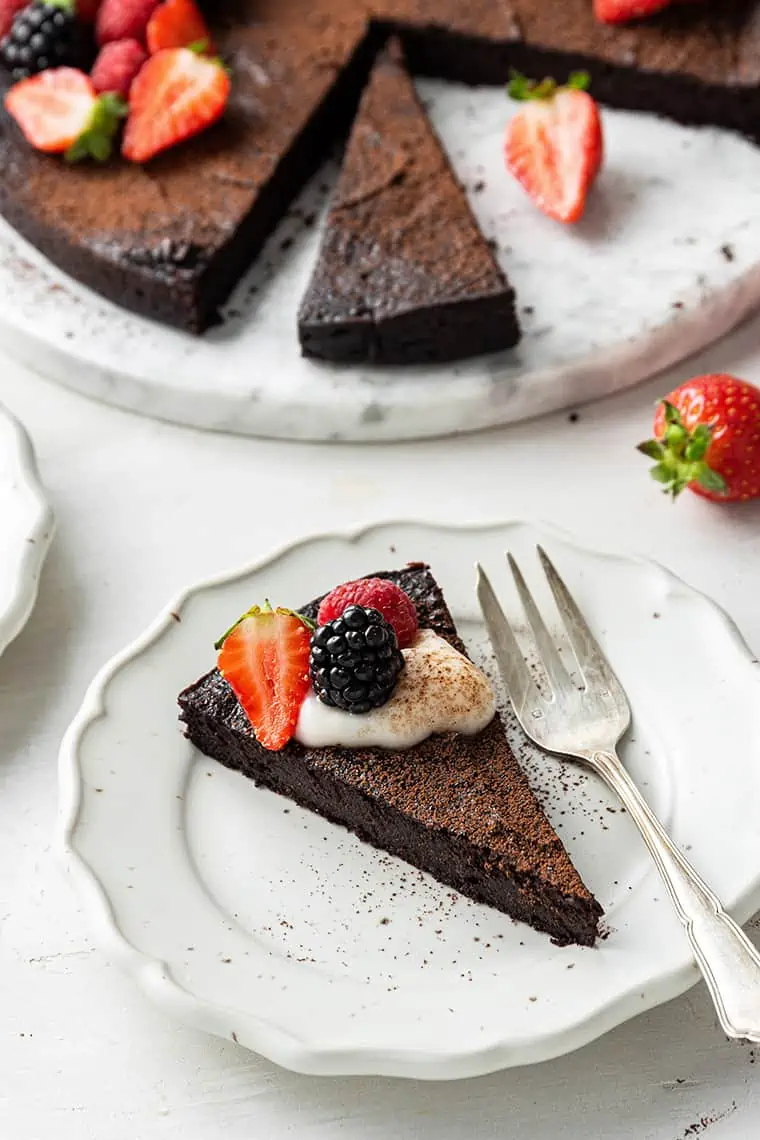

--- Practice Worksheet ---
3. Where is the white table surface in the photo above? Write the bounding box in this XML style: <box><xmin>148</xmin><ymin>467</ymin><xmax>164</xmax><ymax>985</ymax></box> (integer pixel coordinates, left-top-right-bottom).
<box><xmin>3</xmin><ymin>315</ymin><xmax>760</xmax><ymax>1140</ymax></box>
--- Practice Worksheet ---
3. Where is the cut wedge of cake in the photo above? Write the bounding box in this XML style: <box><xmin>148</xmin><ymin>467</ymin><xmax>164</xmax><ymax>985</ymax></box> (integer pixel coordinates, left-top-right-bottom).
<box><xmin>178</xmin><ymin>564</ymin><xmax>603</xmax><ymax>947</ymax></box>
<box><xmin>297</xmin><ymin>40</ymin><xmax>518</xmax><ymax>365</ymax></box>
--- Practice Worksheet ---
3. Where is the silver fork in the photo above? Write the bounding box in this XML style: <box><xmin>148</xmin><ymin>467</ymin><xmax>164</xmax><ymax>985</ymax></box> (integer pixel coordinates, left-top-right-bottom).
<box><xmin>477</xmin><ymin>545</ymin><xmax>760</xmax><ymax>1044</ymax></box>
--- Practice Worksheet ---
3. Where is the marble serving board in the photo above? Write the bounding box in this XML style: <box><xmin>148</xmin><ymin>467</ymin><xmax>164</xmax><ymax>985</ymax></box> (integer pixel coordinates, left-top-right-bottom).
<box><xmin>2</xmin><ymin>79</ymin><xmax>760</xmax><ymax>442</ymax></box>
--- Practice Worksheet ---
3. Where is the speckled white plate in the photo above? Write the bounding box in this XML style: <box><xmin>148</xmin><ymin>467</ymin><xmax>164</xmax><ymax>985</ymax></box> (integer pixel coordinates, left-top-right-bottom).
<box><xmin>59</xmin><ymin>521</ymin><xmax>760</xmax><ymax>1079</ymax></box>
<box><xmin>0</xmin><ymin>404</ymin><xmax>53</xmax><ymax>656</ymax></box>
<box><xmin>5</xmin><ymin>86</ymin><xmax>760</xmax><ymax>441</ymax></box>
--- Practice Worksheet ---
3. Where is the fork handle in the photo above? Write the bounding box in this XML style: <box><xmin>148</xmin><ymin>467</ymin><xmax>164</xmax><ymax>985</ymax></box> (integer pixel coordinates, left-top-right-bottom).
<box><xmin>590</xmin><ymin>749</ymin><xmax>760</xmax><ymax>1044</ymax></box>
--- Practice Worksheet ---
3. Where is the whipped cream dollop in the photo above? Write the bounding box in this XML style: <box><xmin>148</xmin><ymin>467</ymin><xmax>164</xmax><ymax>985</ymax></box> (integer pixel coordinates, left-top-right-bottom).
<box><xmin>295</xmin><ymin>628</ymin><xmax>496</xmax><ymax>750</ymax></box>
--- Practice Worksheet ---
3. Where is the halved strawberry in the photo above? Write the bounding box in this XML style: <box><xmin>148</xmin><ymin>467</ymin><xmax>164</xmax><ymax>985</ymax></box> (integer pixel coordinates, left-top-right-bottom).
<box><xmin>505</xmin><ymin>71</ymin><xmax>603</xmax><ymax>224</ymax></box>
<box><xmin>4</xmin><ymin>67</ymin><xmax>126</xmax><ymax>159</ymax></box>
<box><xmin>122</xmin><ymin>46</ymin><xmax>229</xmax><ymax>163</ymax></box>
<box><xmin>146</xmin><ymin>0</ymin><xmax>213</xmax><ymax>55</ymax></box>
<box><xmin>216</xmin><ymin>604</ymin><xmax>313</xmax><ymax>751</ymax></box>
<box><xmin>594</xmin><ymin>0</ymin><xmax>704</xmax><ymax>23</ymax></box>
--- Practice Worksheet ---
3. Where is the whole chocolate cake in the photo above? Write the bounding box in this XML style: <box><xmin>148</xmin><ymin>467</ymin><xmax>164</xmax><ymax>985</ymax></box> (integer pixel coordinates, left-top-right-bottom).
<box><xmin>1</xmin><ymin>0</ymin><xmax>759</xmax><ymax>348</ymax></box>
<box><xmin>178</xmin><ymin>565</ymin><xmax>604</xmax><ymax>947</ymax></box>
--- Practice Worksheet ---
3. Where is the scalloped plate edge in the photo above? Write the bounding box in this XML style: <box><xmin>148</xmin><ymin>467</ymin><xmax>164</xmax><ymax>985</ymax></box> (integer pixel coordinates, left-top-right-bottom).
<box><xmin>57</xmin><ymin>520</ymin><xmax>760</xmax><ymax>1079</ymax></box>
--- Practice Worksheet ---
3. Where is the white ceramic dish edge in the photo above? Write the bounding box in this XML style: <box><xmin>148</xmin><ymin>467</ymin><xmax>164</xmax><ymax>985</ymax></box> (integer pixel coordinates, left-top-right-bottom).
<box><xmin>0</xmin><ymin>404</ymin><xmax>54</xmax><ymax>656</ymax></box>
<box><xmin>57</xmin><ymin>521</ymin><xmax>760</xmax><ymax>1080</ymax></box>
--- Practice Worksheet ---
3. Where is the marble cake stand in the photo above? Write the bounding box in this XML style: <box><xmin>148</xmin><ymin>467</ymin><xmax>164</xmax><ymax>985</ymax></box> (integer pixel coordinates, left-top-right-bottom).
<box><xmin>2</xmin><ymin>80</ymin><xmax>760</xmax><ymax>443</ymax></box>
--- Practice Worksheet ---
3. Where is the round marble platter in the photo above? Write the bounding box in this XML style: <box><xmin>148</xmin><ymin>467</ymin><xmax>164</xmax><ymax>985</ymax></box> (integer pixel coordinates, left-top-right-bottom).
<box><xmin>3</xmin><ymin>81</ymin><xmax>760</xmax><ymax>442</ymax></box>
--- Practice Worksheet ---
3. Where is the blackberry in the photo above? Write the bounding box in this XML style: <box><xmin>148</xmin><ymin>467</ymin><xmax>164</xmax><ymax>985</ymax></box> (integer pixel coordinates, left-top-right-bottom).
<box><xmin>309</xmin><ymin>605</ymin><xmax>405</xmax><ymax>714</ymax></box>
<box><xmin>1</xmin><ymin>0</ymin><xmax>83</xmax><ymax>81</ymax></box>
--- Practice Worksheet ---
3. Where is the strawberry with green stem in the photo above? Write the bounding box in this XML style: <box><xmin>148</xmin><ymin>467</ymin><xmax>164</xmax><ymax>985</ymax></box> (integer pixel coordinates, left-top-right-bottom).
<box><xmin>504</xmin><ymin>70</ymin><xmax>603</xmax><ymax>224</ymax></box>
<box><xmin>5</xmin><ymin>67</ymin><xmax>126</xmax><ymax>158</ymax></box>
<box><xmin>638</xmin><ymin>374</ymin><xmax>760</xmax><ymax>503</ymax></box>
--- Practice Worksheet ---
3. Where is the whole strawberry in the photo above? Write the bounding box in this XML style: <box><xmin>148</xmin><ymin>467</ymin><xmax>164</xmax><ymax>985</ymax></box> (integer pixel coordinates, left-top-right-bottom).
<box><xmin>638</xmin><ymin>374</ymin><xmax>760</xmax><ymax>502</ymax></box>
<box><xmin>505</xmin><ymin>71</ymin><xmax>603</xmax><ymax>224</ymax></box>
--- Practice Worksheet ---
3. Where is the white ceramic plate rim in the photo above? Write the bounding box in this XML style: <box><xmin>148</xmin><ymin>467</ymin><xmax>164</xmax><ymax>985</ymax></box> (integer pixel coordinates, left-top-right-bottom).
<box><xmin>0</xmin><ymin>403</ymin><xmax>54</xmax><ymax>656</ymax></box>
<box><xmin>58</xmin><ymin>521</ymin><xmax>760</xmax><ymax>1080</ymax></box>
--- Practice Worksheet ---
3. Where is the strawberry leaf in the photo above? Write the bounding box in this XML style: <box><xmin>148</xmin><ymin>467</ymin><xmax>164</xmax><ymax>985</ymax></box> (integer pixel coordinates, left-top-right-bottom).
<box><xmin>696</xmin><ymin>468</ymin><xmax>728</xmax><ymax>495</ymax></box>
<box><xmin>65</xmin><ymin>92</ymin><xmax>127</xmax><ymax>163</ymax></box>
<box><xmin>637</xmin><ymin>440</ymin><xmax>665</xmax><ymax>460</ymax></box>
<box><xmin>661</xmin><ymin>400</ymin><xmax>684</xmax><ymax>427</ymax></box>
<box><xmin>639</xmin><ymin>399</ymin><xmax>726</xmax><ymax>501</ymax></box>
<box><xmin>507</xmin><ymin>70</ymin><xmax>557</xmax><ymax>102</ymax></box>
<box><xmin>650</xmin><ymin>464</ymin><xmax>672</xmax><ymax>485</ymax></box>
<box><xmin>508</xmin><ymin>69</ymin><xmax>591</xmax><ymax>102</ymax></box>
<box><xmin>567</xmin><ymin>71</ymin><xmax>591</xmax><ymax>92</ymax></box>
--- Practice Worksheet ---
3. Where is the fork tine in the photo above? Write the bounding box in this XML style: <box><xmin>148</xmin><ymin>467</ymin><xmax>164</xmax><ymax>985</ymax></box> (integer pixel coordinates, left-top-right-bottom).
<box><xmin>476</xmin><ymin>563</ymin><xmax>542</xmax><ymax>711</ymax></box>
<box><xmin>507</xmin><ymin>553</ymin><xmax>574</xmax><ymax>698</ymax></box>
<box><xmin>536</xmin><ymin>545</ymin><xmax>620</xmax><ymax>689</ymax></box>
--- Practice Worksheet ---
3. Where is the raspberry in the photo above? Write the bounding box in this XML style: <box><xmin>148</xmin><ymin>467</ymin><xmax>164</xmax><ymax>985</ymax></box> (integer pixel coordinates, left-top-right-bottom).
<box><xmin>0</xmin><ymin>0</ymin><xmax>28</xmax><ymax>38</ymax></box>
<box><xmin>96</xmin><ymin>0</ymin><xmax>159</xmax><ymax>46</ymax></box>
<box><xmin>91</xmin><ymin>37</ymin><xmax>145</xmax><ymax>94</ymax></box>
<box><xmin>77</xmin><ymin>0</ymin><xmax>103</xmax><ymax>21</ymax></box>
<box><xmin>317</xmin><ymin>578</ymin><xmax>419</xmax><ymax>649</ymax></box>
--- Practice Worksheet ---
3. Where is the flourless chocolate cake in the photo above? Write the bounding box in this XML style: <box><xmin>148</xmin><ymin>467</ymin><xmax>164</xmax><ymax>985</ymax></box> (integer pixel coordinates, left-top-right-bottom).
<box><xmin>1</xmin><ymin>1</ymin><xmax>759</xmax><ymax>339</ymax></box>
<box><xmin>178</xmin><ymin>565</ymin><xmax>603</xmax><ymax>947</ymax></box>
<box><xmin>298</xmin><ymin>41</ymin><xmax>518</xmax><ymax>365</ymax></box>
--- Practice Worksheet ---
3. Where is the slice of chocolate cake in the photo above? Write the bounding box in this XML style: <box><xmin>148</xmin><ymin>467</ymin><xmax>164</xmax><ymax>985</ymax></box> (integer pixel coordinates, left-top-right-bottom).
<box><xmin>297</xmin><ymin>41</ymin><xmax>518</xmax><ymax>365</ymax></box>
<box><xmin>178</xmin><ymin>565</ymin><xmax>603</xmax><ymax>947</ymax></box>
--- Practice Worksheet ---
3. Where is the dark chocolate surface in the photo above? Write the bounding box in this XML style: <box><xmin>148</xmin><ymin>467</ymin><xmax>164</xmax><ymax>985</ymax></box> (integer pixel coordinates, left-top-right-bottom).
<box><xmin>297</xmin><ymin>41</ymin><xmax>519</xmax><ymax>365</ymax></box>
<box><xmin>178</xmin><ymin>565</ymin><xmax>603</xmax><ymax>947</ymax></box>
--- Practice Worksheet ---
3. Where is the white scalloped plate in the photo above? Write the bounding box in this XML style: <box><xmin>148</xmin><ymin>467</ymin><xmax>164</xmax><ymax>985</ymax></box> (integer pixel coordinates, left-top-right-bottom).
<box><xmin>0</xmin><ymin>404</ymin><xmax>53</xmax><ymax>656</ymax></box>
<box><xmin>59</xmin><ymin>522</ymin><xmax>760</xmax><ymax>1080</ymax></box>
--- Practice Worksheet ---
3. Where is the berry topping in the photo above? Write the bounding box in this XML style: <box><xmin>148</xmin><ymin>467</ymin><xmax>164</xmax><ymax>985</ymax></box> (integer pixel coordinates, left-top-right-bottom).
<box><xmin>216</xmin><ymin>604</ymin><xmax>314</xmax><ymax>752</ymax></box>
<box><xmin>76</xmin><ymin>0</ymin><xmax>103</xmax><ymax>21</ymax></box>
<box><xmin>1</xmin><ymin>0</ymin><xmax>85</xmax><ymax>81</ymax></box>
<box><xmin>4</xmin><ymin>66</ymin><xmax>126</xmax><ymax>158</ymax></box>
<box><xmin>317</xmin><ymin>577</ymin><xmax>419</xmax><ymax>649</ymax></box>
<box><xmin>310</xmin><ymin>605</ymin><xmax>405</xmax><ymax>714</ymax></box>
<box><xmin>121</xmin><ymin>46</ymin><xmax>229</xmax><ymax>163</ymax></box>
<box><xmin>638</xmin><ymin>374</ymin><xmax>760</xmax><ymax>503</ymax></box>
<box><xmin>90</xmin><ymin>36</ymin><xmax>145</xmax><ymax>95</ymax></box>
<box><xmin>146</xmin><ymin>0</ymin><xmax>212</xmax><ymax>55</ymax></box>
<box><xmin>0</xmin><ymin>0</ymin><xmax>30</xmax><ymax>39</ymax></box>
<box><xmin>594</xmin><ymin>0</ymin><xmax>705</xmax><ymax>23</ymax></box>
<box><xmin>96</xmin><ymin>0</ymin><xmax>159</xmax><ymax>46</ymax></box>
<box><xmin>505</xmin><ymin>71</ymin><xmax>603</xmax><ymax>225</ymax></box>
<box><xmin>594</xmin><ymin>0</ymin><xmax>674</xmax><ymax>20</ymax></box>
